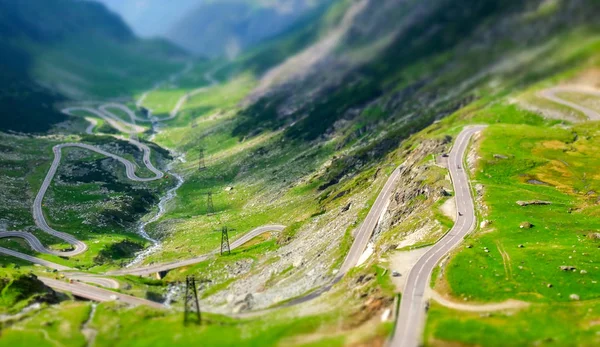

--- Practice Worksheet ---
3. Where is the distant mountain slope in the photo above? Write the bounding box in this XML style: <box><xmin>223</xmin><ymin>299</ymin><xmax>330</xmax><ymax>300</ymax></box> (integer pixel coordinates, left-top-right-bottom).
<box><xmin>0</xmin><ymin>40</ymin><xmax>66</xmax><ymax>133</ymax></box>
<box><xmin>0</xmin><ymin>0</ymin><xmax>133</xmax><ymax>42</ymax></box>
<box><xmin>234</xmin><ymin>0</ymin><xmax>600</xmax><ymax>142</ymax></box>
<box><xmin>95</xmin><ymin>0</ymin><xmax>203</xmax><ymax>38</ymax></box>
<box><xmin>0</xmin><ymin>0</ymin><xmax>186</xmax><ymax>133</ymax></box>
<box><xmin>166</xmin><ymin>0</ymin><xmax>331</xmax><ymax>58</ymax></box>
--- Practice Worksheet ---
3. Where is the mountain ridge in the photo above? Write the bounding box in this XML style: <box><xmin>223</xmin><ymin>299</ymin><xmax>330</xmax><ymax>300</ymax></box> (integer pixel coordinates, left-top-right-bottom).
<box><xmin>166</xmin><ymin>0</ymin><xmax>331</xmax><ymax>58</ymax></box>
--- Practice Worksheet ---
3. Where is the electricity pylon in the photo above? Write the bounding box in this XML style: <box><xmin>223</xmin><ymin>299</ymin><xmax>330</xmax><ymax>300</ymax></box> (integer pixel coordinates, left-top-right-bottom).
<box><xmin>205</xmin><ymin>192</ymin><xmax>214</xmax><ymax>215</ymax></box>
<box><xmin>198</xmin><ymin>147</ymin><xmax>206</xmax><ymax>171</ymax></box>
<box><xmin>217</xmin><ymin>226</ymin><xmax>234</xmax><ymax>255</ymax></box>
<box><xmin>183</xmin><ymin>276</ymin><xmax>201</xmax><ymax>326</ymax></box>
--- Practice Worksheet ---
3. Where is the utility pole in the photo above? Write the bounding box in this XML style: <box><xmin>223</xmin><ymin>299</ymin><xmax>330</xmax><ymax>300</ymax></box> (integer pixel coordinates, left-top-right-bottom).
<box><xmin>218</xmin><ymin>226</ymin><xmax>234</xmax><ymax>255</ymax></box>
<box><xmin>183</xmin><ymin>275</ymin><xmax>201</xmax><ymax>326</ymax></box>
<box><xmin>205</xmin><ymin>191</ymin><xmax>214</xmax><ymax>215</ymax></box>
<box><xmin>198</xmin><ymin>147</ymin><xmax>206</xmax><ymax>171</ymax></box>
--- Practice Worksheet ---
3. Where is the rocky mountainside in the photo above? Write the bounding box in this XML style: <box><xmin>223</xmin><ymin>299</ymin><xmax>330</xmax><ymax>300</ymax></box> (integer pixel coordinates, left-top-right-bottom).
<box><xmin>236</xmin><ymin>0</ymin><xmax>599</xmax><ymax>143</ymax></box>
<box><xmin>198</xmin><ymin>0</ymin><xmax>600</xmax><ymax>308</ymax></box>
<box><xmin>166</xmin><ymin>0</ymin><xmax>331</xmax><ymax>58</ymax></box>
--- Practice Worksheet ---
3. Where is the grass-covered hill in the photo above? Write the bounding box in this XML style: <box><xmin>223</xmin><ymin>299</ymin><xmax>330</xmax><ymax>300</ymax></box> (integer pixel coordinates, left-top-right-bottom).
<box><xmin>0</xmin><ymin>0</ymin><xmax>186</xmax><ymax>133</ymax></box>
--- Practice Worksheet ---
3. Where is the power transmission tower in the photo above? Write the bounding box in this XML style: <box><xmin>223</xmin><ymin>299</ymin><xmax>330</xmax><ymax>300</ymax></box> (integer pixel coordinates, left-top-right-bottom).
<box><xmin>218</xmin><ymin>226</ymin><xmax>234</xmax><ymax>255</ymax></box>
<box><xmin>198</xmin><ymin>147</ymin><xmax>206</xmax><ymax>171</ymax></box>
<box><xmin>183</xmin><ymin>276</ymin><xmax>201</xmax><ymax>326</ymax></box>
<box><xmin>205</xmin><ymin>192</ymin><xmax>214</xmax><ymax>215</ymax></box>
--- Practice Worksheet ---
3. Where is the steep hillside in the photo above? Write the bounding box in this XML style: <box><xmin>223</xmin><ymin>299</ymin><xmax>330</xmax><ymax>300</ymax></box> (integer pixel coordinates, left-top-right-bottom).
<box><xmin>0</xmin><ymin>0</ymin><xmax>185</xmax><ymax>133</ymax></box>
<box><xmin>238</xmin><ymin>0</ymin><xmax>599</xmax><ymax>142</ymax></box>
<box><xmin>166</xmin><ymin>0</ymin><xmax>331</xmax><ymax>58</ymax></box>
<box><xmin>127</xmin><ymin>0</ymin><xmax>600</xmax><ymax>342</ymax></box>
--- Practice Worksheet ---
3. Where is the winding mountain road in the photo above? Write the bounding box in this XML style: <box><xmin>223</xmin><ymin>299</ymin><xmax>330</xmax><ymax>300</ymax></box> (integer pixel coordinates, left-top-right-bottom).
<box><xmin>0</xmin><ymin>141</ymin><xmax>165</xmax><ymax>257</ymax></box>
<box><xmin>0</xmin><ymin>244</ymin><xmax>72</xmax><ymax>271</ymax></box>
<box><xmin>538</xmin><ymin>85</ymin><xmax>600</xmax><ymax>121</ymax></box>
<box><xmin>0</xmin><ymin>66</ymin><xmax>221</xmax><ymax>260</ymax></box>
<box><xmin>134</xmin><ymin>69</ymin><xmax>219</xmax><ymax>121</ymax></box>
<box><xmin>389</xmin><ymin>86</ymin><xmax>600</xmax><ymax>346</ymax></box>
<box><xmin>39</xmin><ymin>277</ymin><xmax>162</xmax><ymax>308</ymax></box>
<box><xmin>0</xmin><ymin>66</ymin><xmax>286</xmax><ymax>300</ymax></box>
<box><xmin>391</xmin><ymin>125</ymin><xmax>486</xmax><ymax>347</ymax></box>
<box><xmin>108</xmin><ymin>225</ymin><xmax>286</xmax><ymax>276</ymax></box>
<box><xmin>281</xmin><ymin>163</ymin><xmax>404</xmax><ymax>307</ymax></box>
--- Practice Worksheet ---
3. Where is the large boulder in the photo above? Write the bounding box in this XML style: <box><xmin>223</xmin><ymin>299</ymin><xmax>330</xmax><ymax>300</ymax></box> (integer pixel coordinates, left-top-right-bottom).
<box><xmin>520</xmin><ymin>222</ymin><xmax>533</xmax><ymax>229</ymax></box>
<box><xmin>587</xmin><ymin>233</ymin><xmax>600</xmax><ymax>240</ymax></box>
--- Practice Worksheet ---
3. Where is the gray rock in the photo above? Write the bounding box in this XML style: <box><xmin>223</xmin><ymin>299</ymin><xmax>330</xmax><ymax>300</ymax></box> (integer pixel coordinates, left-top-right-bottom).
<box><xmin>587</xmin><ymin>233</ymin><xmax>600</xmax><ymax>240</ymax></box>
<box><xmin>516</xmin><ymin>200</ymin><xmax>552</xmax><ymax>207</ymax></box>
<box><xmin>232</xmin><ymin>293</ymin><xmax>255</xmax><ymax>313</ymax></box>
<box><xmin>520</xmin><ymin>222</ymin><xmax>533</xmax><ymax>229</ymax></box>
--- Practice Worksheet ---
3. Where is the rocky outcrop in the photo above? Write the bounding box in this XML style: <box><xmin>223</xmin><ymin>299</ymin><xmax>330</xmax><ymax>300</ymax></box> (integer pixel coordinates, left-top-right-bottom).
<box><xmin>232</xmin><ymin>293</ymin><xmax>255</xmax><ymax>313</ymax></box>
<box><xmin>376</xmin><ymin>138</ymin><xmax>450</xmax><ymax>241</ymax></box>
<box><xmin>587</xmin><ymin>233</ymin><xmax>600</xmax><ymax>240</ymax></box>
<box><xmin>560</xmin><ymin>266</ymin><xmax>576</xmax><ymax>271</ymax></box>
<box><xmin>519</xmin><ymin>222</ymin><xmax>533</xmax><ymax>229</ymax></box>
<box><xmin>516</xmin><ymin>200</ymin><xmax>552</xmax><ymax>206</ymax></box>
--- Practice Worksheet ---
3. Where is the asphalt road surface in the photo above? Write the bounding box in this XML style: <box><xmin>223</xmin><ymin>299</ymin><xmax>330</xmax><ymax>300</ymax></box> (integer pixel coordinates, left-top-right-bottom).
<box><xmin>391</xmin><ymin>126</ymin><xmax>486</xmax><ymax>347</ymax></box>
<box><xmin>337</xmin><ymin>165</ymin><xmax>402</xmax><ymax>279</ymax></box>
<box><xmin>538</xmin><ymin>86</ymin><xmax>600</xmax><ymax>121</ymax></box>
<box><xmin>0</xmin><ymin>245</ymin><xmax>72</xmax><ymax>271</ymax></box>
<box><xmin>0</xmin><ymin>141</ymin><xmax>165</xmax><ymax>257</ymax></box>
<box><xmin>108</xmin><ymin>225</ymin><xmax>286</xmax><ymax>276</ymax></box>
<box><xmin>40</xmin><ymin>277</ymin><xmax>162</xmax><ymax>308</ymax></box>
